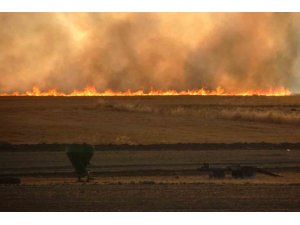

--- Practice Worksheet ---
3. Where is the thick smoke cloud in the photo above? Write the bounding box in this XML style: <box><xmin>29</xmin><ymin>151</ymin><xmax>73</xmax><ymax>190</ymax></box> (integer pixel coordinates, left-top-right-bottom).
<box><xmin>0</xmin><ymin>13</ymin><xmax>299</xmax><ymax>93</ymax></box>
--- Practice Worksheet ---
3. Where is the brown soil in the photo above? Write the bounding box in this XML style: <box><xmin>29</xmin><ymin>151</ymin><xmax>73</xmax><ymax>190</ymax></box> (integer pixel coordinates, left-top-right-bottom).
<box><xmin>1</xmin><ymin>180</ymin><xmax>300</xmax><ymax>211</ymax></box>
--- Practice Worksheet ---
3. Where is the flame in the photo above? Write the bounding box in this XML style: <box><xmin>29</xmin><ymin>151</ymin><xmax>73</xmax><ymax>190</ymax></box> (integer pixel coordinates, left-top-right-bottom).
<box><xmin>0</xmin><ymin>86</ymin><xmax>291</xmax><ymax>96</ymax></box>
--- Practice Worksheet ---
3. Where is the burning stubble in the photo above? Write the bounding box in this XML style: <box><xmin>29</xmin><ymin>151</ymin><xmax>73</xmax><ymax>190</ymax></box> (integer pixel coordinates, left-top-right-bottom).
<box><xmin>0</xmin><ymin>13</ymin><xmax>300</xmax><ymax>94</ymax></box>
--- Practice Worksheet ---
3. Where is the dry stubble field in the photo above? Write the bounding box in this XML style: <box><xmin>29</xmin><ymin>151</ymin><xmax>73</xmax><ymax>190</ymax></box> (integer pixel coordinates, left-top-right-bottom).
<box><xmin>1</xmin><ymin>96</ymin><xmax>300</xmax><ymax>144</ymax></box>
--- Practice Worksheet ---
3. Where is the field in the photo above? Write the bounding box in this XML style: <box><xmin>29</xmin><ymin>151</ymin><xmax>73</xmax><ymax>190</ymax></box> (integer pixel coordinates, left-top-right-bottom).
<box><xmin>1</xmin><ymin>96</ymin><xmax>300</xmax><ymax>144</ymax></box>
<box><xmin>0</xmin><ymin>96</ymin><xmax>300</xmax><ymax>211</ymax></box>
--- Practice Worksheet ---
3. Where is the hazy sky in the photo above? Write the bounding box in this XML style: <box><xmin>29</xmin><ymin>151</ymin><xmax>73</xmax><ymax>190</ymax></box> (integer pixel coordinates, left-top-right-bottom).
<box><xmin>0</xmin><ymin>13</ymin><xmax>299</xmax><ymax>93</ymax></box>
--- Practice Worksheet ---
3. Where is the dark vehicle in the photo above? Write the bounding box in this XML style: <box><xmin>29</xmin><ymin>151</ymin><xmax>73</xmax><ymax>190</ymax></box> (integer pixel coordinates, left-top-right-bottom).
<box><xmin>199</xmin><ymin>163</ymin><xmax>226</xmax><ymax>179</ymax></box>
<box><xmin>230</xmin><ymin>166</ymin><xmax>256</xmax><ymax>178</ymax></box>
<box><xmin>229</xmin><ymin>165</ymin><xmax>280</xmax><ymax>179</ymax></box>
<box><xmin>198</xmin><ymin>164</ymin><xmax>280</xmax><ymax>179</ymax></box>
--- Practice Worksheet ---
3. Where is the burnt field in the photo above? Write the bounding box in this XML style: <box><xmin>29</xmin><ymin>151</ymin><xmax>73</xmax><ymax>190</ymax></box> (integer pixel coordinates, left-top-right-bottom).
<box><xmin>0</xmin><ymin>96</ymin><xmax>300</xmax><ymax>211</ymax></box>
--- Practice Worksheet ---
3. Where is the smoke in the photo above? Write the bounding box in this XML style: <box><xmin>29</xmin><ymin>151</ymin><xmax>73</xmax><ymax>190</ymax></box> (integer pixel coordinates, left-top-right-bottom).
<box><xmin>0</xmin><ymin>13</ymin><xmax>300</xmax><ymax>93</ymax></box>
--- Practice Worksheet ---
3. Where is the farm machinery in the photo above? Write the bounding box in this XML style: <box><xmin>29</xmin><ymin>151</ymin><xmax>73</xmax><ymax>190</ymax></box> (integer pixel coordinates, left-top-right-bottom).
<box><xmin>198</xmin><ymin>163</ymin><xmax>280</xmax><ymax>179</ymax></box>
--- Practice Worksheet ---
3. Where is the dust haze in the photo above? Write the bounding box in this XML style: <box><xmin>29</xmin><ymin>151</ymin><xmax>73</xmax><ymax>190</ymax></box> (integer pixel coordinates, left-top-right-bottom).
<box><xmin>0</xmin><ymin>13</ymin><xmax>300</xmax><ymax>93</ymax></box>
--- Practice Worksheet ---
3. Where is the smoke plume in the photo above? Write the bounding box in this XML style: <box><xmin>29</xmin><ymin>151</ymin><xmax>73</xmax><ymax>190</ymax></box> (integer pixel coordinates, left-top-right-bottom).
<box><xmin>0</xmin><ymin>13</ymin><xmax>299</xmax><ymax>93</ymax></box>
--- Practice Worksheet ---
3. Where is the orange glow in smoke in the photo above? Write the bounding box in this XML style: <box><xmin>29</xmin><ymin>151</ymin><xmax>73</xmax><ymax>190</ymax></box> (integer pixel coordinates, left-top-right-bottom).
<box><xmin>0</xmin><ymin>86</ymin><xmax>291</xmax><ymax>96</ymax></box>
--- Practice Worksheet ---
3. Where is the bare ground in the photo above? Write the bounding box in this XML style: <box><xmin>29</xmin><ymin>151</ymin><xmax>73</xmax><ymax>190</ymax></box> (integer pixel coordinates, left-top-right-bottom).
<box><xmin>1</xmin><ymin>181</ymin><xmax>300</xmax><ymax>211</ymax></box>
